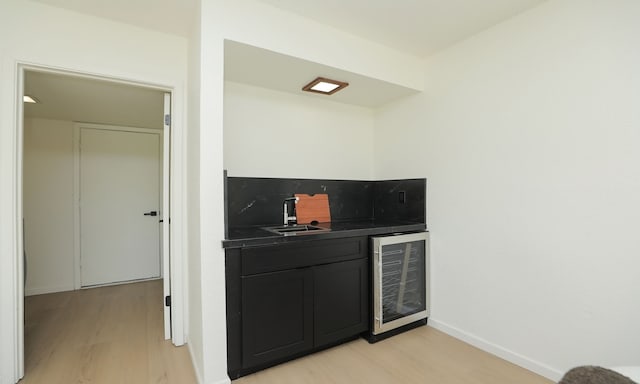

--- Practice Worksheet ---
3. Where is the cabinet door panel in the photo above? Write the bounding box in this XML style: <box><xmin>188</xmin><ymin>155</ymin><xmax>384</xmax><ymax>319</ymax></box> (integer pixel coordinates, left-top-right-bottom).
<box><xmin>242</xmin><ymin>268</ymin><xmax>313</xmax><ymax>368</ymax></box>
<box><xmin>314</xmin><ymin>258</ymin><xmax>368</xmax><ymax>347</ymax></box>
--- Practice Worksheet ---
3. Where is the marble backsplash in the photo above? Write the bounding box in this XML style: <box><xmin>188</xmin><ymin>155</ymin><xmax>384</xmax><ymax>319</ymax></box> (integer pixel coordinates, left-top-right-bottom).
<box><xmin>225</xmin><ymin>175</ymin><xmax>426</xmax><ymax>230</ymax></box>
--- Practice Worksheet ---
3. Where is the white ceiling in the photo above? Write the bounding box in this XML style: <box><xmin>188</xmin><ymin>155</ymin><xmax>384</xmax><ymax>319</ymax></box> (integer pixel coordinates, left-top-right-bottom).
<box><xmin>255</xmin><ymin>0</ymin><xmax>546</xmax><ymax>58</ymax></box>
<box><xmin>225</xmin><ymin>41</ymin><xmax>419</xmax><ymax>108</ymax></box>
<box><xmin>24</xmin><ymin>0</ymin><xmax>547</xmax><ymax>117</ymax></box>
<box><xmin>31</xmin><ymin>0</ymin><xmax>199</xmax><ymax>38</ymax></box>
<box><xmin>30</xmin><ymin>0</ymin><xmax>546</xmax><ymax>59</ymax></box>
<box><xmin>24</xmin><ymin>71</ymin><xmax>165</xmax><ymax>129</ymax></box>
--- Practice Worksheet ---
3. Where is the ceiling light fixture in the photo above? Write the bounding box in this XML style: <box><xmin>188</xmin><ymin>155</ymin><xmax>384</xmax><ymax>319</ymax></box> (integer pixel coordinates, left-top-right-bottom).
<box><xmin>302</xmin><ymin>77</ymin><xmax>349</xmax><ymax>95</ymax></box>
<box><xmin>23</xmin><ymin>95</ymin><xmax>39</xmax><ymax>103</ymax></box>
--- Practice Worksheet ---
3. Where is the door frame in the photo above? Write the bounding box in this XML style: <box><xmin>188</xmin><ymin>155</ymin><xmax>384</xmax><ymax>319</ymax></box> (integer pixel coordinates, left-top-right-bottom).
<box><xmin>73</xmin><ymin>123</ymin><xmax>163</xmax><ymax>289</ymax></box>
<box><xmin>12</xmin><ymin>63</ymin><xmax>187</xmax><ymax>381</ymax></box>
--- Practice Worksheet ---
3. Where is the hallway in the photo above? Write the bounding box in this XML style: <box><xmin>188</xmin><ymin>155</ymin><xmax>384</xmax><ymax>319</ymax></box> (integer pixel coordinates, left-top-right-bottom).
<box><xmin>22</xmin><ymin>280</ymin><xmax>196</xmax><ymax>384</ymax></box>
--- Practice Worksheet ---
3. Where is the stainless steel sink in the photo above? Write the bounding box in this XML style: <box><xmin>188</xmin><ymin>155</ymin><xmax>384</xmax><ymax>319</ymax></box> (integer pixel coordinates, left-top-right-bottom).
<box><xmin>263</xmin><ymin>224</ymin><xmax>330</xmax><ymax>236</ymax></box>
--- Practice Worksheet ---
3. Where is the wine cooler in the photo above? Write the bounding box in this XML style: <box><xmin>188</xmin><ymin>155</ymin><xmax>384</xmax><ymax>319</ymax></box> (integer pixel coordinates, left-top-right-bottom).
<box><xmin>369</xmin><ymin>231</ymin><xmax>430</xmax><ymax>341</ymax></box>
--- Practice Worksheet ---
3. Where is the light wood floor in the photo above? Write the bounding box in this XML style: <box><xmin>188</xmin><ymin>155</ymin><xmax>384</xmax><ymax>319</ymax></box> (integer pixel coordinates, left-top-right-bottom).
<box><xmin>23</xmin><ymin>281</ymin><xmax>553</xmax><ymax>384</ymax></box>
<box><xmin>22</xmin><ymin>280</ymin><xmax>197</xmax><ymax>384</ymax></box>
<box><xmin>235</xmin><ymin>326</ymin><xmax>553</xmax><ymax>384</ymax></box>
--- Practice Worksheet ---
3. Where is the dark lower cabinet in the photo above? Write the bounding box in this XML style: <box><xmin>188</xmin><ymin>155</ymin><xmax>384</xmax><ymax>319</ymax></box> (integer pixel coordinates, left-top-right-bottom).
<box><xmin>314</xmin><ymin>258</ymin><xmax>368</xmax><ymax>347</ymax></box>
<box><xmin>241</xmin><ymin>268</ymin><xmax>313</xmax><ymax>368</ymax></box>
<box><xmin>226</xmin><ymin>236</ymin><xmax>369</xmax><ymax>379</ymax></box>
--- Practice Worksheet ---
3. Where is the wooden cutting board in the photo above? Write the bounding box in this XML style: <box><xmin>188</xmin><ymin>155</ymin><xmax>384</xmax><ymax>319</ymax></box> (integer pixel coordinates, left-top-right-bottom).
<box><xmin>295</xmin><ymin>194</ymin><xmax>331</xmax><ymax>224</ymax></box>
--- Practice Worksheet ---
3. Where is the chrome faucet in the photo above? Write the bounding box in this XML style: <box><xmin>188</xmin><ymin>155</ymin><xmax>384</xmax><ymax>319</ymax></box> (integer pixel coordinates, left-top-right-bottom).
<box><xmin>283</xmin><ymin>196</ymin><xmax>299</xmax><ymax>225</ymax></box>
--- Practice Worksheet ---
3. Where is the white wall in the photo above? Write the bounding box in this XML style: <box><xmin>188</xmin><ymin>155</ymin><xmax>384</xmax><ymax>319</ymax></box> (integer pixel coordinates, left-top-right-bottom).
<box><xmin>198</xmin><ymin>1</ymin><xmax>425</xmax><ymax>383</ymax></box>
<box><xmin>224</xmin><ymin>81</ymin><xmax>374</xmax><ymax>179</ymax></box>
<box><xmin>187</xmin><ymin>3</ymin><xmax>204</xmax><ymax>382</ymax></box>
<box><xmin>197</xmin><ymin>2</ymin><xmax>228</xmax><ymax>383</ymax></box>
<box><xmin>373</xmin><ymin>0</ymin><xmax>640</xmax><ymax>380</ymax></box>
<box><xmin>215</xmin><ymin>4</ymin><xmax>423</xmax><ymax>92</ymax></box>
<box><xmin>23</xmin><ymin>118</ymin><xmax>74</xmax><ymax>296</ymax></box>
<box><xmin>0</xmin><ymin>1</ymin><xmax>188</xmax><ymax>383</ymax></box>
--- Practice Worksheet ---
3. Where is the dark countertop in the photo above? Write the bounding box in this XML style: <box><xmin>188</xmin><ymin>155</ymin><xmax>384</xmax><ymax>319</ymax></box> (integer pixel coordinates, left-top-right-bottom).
<box><xmin>222</xmin><ymin>220</ymin><xmax>427</xmax><ymax>249</ymax></box>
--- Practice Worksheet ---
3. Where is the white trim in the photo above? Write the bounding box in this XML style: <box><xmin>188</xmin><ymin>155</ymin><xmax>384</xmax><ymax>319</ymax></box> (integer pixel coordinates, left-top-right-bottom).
<box><xmin>15</xmin><ymin>61</ymin><xmax>26</xmax><ymax>384</ymax></box>
<box><xmin>611</xmin><ymin>367</ymin><xmax>640</xmax><ymax>382</ymax></box>
<box><xmin>428</xmin><ymin>319</ymin><xmax>562</xmax><ymax>381</ymax></box>
<box><xmin>76</xmin><ymin>123</ymin><xmax>163</xmax><ymax>135</ymax></box>
<box><xmin>11</xmin><ymin>63</ymin><xmax>188</xmax><ymax>382</ymax></box>
<box><xmin>163</xmin><ymin>93</ymin><xmax>172</xmax><ymax>340</ymax></box>
<box><xmin>1</xmin><ymin>56</ymin><xmax>21</xmax><ymax>384</ymax></box>
<box><xmin>81</xmin><ymin>276</ymin><xmax>161</xmax><ymax>289</ymax></box>
<box><xmin>187</xmin><ymin>341</ymin><xmax>232</xmax><ymax>384</ymax></box>
<box><xmin>17</xmin><ymin>62</ymin><xmax>173</xmax><ymax>92</ymax></box>
<box><xmin>25</xmin><ymin>285</ymin><xmax>75</xmax><ymax>297</ymax></box>
<box><xmin>188</xmin><ymin>342</ymin><xmax>205</xmax><ymax>384</ymax></box>
<box><xmin>209</xmin><ymin>378</ymin><xmax>232</xmax><ymax>384</ymax></box>
<box><xmin>169</xmin><ymin>92</ymin><xmax>186</xmax><ymax>346</ymax></box>
<box><xmin>72</xmin><ymin>126</ymin><xmax>81</xmax><ymax>290</ymax></box>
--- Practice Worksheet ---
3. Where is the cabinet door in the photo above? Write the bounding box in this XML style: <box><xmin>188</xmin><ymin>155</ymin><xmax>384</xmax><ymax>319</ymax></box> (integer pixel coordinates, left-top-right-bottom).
<box><xmin>314</xmin><ymin>258</ymin><xmax>369</xmax><ymax>347</ymax></box>
<box><xmin>242</xmin><ymin>268</ymin><xmax>313</xmax><ymax>369</ymax></box>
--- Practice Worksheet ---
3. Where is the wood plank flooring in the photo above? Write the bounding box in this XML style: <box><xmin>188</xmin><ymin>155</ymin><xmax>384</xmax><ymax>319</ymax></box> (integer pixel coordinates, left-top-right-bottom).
<box><xmin>235</xmin><ymin>326</ymin><xmax>553</xmax><ymax>384</ymax></box>
<box><xmin>22</xmin><ymin>280</ymin><xmax>197</xmax><ymax>384</ymax></box>
<box><xmin>23</xmin><ymin>280</ymin><xmax>553</xmax><ymax>384</ymax></box>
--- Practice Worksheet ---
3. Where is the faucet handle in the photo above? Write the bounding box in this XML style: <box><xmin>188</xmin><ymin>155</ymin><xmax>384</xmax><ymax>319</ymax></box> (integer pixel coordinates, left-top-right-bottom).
<box><xmin>283</xmin><ymin>196</ymin><xmax>299</xmax><ymax>225</ymax></box>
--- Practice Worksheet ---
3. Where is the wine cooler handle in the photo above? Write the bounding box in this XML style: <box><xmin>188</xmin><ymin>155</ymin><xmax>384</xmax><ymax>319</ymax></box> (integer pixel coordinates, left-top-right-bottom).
<box><xmin>377</xmin><ymin>252</ymin><xmax>384</xmax><ymax>328</ymax></box>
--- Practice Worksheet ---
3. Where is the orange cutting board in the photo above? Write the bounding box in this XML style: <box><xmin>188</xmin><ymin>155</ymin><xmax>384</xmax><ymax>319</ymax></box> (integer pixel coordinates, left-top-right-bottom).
<box><xmin>295</xmin><ymin>194</ymin><xmax>331</xmax><ymax>224</ymax></box>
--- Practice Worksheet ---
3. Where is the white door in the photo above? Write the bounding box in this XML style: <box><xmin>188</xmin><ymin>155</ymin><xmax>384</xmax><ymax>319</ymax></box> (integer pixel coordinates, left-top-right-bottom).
<box><xmin>162</xmin><ymin>92</ymin><xmax>171</xmax><ymax>339</ymax></box>
<box><xmin>80</xmin><ymin>127</ymin><xmax>161</xmax><ymax>287</ymax></box>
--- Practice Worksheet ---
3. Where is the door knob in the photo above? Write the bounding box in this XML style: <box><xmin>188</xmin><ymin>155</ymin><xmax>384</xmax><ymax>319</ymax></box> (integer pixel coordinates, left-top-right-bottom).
<box><xmin>144</xmin><ymin>211</ymin><xmax>158</xmax><ymax>217</ymax></box>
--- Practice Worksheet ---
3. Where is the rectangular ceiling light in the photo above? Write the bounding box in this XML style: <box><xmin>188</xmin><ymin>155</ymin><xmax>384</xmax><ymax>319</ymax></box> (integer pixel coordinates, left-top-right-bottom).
<box><xmin>23</xmin><ymin>95</ymin><xmax>38</xmax><ymax>103</ymax></box>
<box><xmin>302</xmin><ymin>77</ymin><xmax>349</xmax><ymax>95</ymax></box>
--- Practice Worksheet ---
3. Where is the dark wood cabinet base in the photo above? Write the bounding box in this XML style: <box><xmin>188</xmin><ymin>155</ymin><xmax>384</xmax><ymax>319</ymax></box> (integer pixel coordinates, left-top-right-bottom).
<box><xmin>228</xmin><ymin>333</ymin><xmax>362</xmax><ymax>380</ymax></box>
<box><xmin>226</xmin><ymin>236</ymin><xmax>369</xmax><ymax>379</ymax></box>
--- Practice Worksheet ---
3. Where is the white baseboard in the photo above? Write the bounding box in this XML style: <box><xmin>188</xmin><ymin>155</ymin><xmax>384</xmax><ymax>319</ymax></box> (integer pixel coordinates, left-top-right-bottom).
<box><xmin>428</xmin><ymin>318</ymin><xmax>563</xmax><ymax>382</ymax></box>
<box><xmin>25</xmin><ymin>285</ymin><xmax>74</xmax><ymax>296</ymax></box>
<box><xmin>209</xmin><ymin>378</ymin><xmax>232</xmax><ymax>384</ymax></box>
<box><xmin>187</xmin><ymin>339</ymin><xmax>230</xmax><ymax>384</ymax></box>
<box><xmin>187</xmin><ymin>341</ymin><xmax>205</xmax><ymax>384</ymax></box>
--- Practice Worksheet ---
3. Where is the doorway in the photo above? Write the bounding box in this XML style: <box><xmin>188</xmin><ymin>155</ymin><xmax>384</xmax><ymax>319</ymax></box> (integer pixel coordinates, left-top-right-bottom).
<box><xmin>20</xmin><ymin>67</ymin><xmax>178</xmax><ymax>380</ymax></box>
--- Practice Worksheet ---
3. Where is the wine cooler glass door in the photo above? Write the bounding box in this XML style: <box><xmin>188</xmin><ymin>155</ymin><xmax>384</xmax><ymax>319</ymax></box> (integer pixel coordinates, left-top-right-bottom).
<box><xmin>373</xmin><ymin>232</ymin><xmax>429</xmax><ymax>335</ymax></box>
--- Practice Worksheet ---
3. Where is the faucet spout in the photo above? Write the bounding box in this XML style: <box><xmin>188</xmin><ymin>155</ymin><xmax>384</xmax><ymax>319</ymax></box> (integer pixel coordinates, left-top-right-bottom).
<box><xmin>283</xmin><ymin>196</ymin><xmax>299</xmax><ymax>225</ymax></box>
